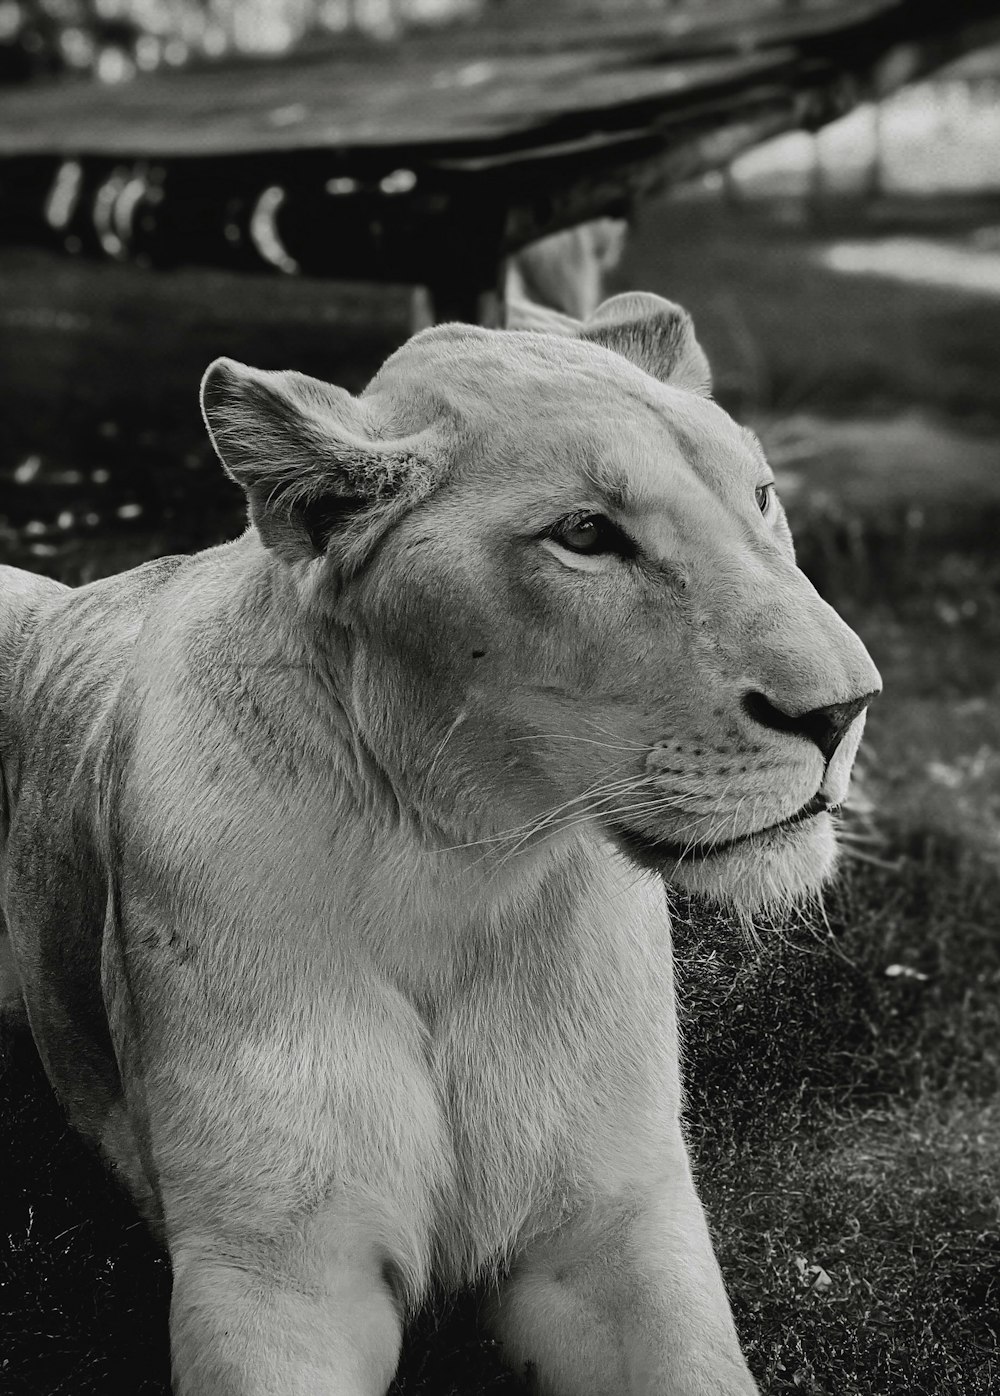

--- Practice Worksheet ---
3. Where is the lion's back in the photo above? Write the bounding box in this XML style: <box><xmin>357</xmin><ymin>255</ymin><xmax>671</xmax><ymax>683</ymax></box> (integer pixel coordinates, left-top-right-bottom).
<box><xmin>1</xmin><ymin>555</ymin><xmax>192</xmax><ymax>1136</ymax></box>
<box><xmin>2</xmin><ymin>557</ymin><xmax>186</xmax><ymax>751</ymax></box>
<box><xmin>2</xmin><ymin>557</ymin><xmax>192</xmax><ymax>890</ymax></box>
<box><xmin>0</xmin><ymin>566</ymin><xmax>69</xmax><ymax>719</ymax></box>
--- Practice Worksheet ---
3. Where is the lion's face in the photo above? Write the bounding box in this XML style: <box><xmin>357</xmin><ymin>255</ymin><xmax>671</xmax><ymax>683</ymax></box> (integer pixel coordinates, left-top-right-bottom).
<box><xmin>202</xmin><ymin>295</ymin><xmax>880</xmax><ymax>913</ymax></box>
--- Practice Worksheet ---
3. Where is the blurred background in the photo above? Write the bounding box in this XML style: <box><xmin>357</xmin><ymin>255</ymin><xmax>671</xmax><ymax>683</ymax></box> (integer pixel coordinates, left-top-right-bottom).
<box><xmin>1</xmin><ymin>3</ymin><xmax>998</xmax><ymax>1394</ymax></box>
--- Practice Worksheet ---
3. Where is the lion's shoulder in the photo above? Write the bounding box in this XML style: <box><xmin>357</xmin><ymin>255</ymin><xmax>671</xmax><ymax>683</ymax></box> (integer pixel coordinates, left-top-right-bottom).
<box><xmin>2</xmin><ymin>556</ymin><xmax>192</xmax><ymax>766</ymax></box>
<box><xmin>0</xmin><ymin>563</ymin><xmax>67</xmax><ymax>643</ymax></box>
<box><xmin>1</xmin><ymin>567</ymin><xmax>68</xmax><ymax>719</ymax></box>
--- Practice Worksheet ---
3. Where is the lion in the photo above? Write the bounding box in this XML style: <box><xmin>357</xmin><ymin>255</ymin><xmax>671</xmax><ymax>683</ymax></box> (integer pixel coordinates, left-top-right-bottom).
<box><xmin>0</xmin><ymin>291</ymin><xmax>880</xmax><ymax>1396</ymax></box>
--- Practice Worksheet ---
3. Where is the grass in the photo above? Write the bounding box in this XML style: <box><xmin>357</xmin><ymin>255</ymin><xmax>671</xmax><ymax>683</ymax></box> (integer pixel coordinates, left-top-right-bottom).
<box><xmin>2</xmin><ymin>191</ymin><xmax>1000</xmax><ymax>1392</ymax></box>
<box><xmin>676</xmin><ymin>822</ymin><xmax>1000</xmax><ymax>1395</ymax></box>
<box><xmin>630</xmin><ymin>192</ymin><xmax>1000</xmax><ymax>1393</ymax></box>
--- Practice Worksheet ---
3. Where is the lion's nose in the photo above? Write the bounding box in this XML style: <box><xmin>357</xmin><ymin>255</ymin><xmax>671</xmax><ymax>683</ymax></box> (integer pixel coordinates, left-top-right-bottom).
<box><xmin>742</xmin><ymin>690</ymin><xmax>879</xmax><ymax>763</ymax></box>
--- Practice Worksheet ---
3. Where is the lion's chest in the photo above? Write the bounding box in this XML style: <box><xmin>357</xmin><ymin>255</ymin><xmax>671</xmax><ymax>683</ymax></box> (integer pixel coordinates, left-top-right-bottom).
<box><xmin>420</xmin><ymin>907</ymin><xmax>678</xmax><ymax>1282</ymax></box>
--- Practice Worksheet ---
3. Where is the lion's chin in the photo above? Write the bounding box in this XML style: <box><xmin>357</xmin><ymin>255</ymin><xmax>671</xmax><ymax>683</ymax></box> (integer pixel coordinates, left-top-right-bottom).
<box><xmin>608</xmin><ymin>812</ymin><xmax>838</xmax><ymax>916</ymax></box>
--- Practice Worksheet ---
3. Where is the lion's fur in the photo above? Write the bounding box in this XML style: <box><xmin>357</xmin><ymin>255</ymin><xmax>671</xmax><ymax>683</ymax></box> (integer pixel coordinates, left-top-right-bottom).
<box><xmin>0</xmin><ymin>293</ymin><xmax>879</xmax><ymax>1396</ymax></box>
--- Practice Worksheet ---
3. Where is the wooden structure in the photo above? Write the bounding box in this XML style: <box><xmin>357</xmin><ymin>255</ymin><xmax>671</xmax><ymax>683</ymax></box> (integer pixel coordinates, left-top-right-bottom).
<box><xmin>1</xmin><ymin>0</ymin><xmax>999</xmax><ymax>323</ymax></box>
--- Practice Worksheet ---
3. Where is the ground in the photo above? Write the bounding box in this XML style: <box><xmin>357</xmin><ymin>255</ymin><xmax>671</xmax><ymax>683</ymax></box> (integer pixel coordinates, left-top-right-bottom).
<box><xmin>1</xmin><ymin>189</ymin><xmax>998</xmax><ymax>1394</ymax></box>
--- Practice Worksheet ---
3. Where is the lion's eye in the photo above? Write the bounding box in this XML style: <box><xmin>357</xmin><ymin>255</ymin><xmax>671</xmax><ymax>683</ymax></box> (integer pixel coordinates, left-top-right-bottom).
<box><xmin>549</xmin><ymin>513</ymin><xmax>634</xmax><ymax>557</ymax></box>
<box><xmin>755</xmin><ymin>484</ymin><xmax>774</xmax><ymax>515</ymax></box>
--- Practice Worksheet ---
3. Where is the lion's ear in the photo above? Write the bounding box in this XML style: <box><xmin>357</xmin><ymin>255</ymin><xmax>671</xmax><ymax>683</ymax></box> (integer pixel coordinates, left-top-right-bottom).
<box><xmin>201</xmin><ymin>358</ymin><xmax>442</xmax><ymax>564</ymax></box>
<box><xmin>581</xmin><ymin>292</ymin><xmax>712</xmax><ymax>395</ymax></box>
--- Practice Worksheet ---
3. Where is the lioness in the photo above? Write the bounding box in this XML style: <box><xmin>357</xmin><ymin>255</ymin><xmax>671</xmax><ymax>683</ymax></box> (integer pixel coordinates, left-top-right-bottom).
<box><xmin>0</xmin><ymin>292</ymin><xmax>879</xmax><ymax>1395</ymax></box>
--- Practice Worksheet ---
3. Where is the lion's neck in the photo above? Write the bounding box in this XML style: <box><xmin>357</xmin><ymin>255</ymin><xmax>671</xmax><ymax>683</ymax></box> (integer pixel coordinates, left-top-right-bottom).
<box><xmin>167</xmin><ymin>540</ymin><xmax>631</xmax><ymax>986</ymax></box>
<box><xmin>344</xmin><ymin>827</ymin><xmax>605</xmax><ymax>991</ymax></box>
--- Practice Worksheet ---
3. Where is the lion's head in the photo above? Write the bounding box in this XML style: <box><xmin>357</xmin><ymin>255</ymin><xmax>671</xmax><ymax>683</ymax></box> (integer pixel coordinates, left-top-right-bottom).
<box><xmin>201</xmin><ymin>293</ymin><xmax>880</xmax><ymax>914</ymax></box>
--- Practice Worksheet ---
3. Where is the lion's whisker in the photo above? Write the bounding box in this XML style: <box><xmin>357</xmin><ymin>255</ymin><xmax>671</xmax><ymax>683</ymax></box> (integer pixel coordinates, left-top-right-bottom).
<box><xmin>482</xmin><ymin>779</ymin><xmax>716</xmax><ymax>877</ymax></box>
<box><xmin>432</xmin><ymin>772</ymin><xmax>664</xmax><ymax>865</ymax></box>
<box><xmin>487</xmin><ymin>785</ymin><xmax>725</xmax><ymax>871</ymax></box>
<box><xmin>505</xmin><ymin>732</ymin><xmax>649</xmax><ymax>753</ymax></box>
<box><xmin>423</xmin><ymin>708</ymin><xmax>467</xmax><ymax>792</ymax></box>
<box><xmin>483</xmin><ymin>776</ymin><xmax>671</xmax><ymax>873</ymax></box>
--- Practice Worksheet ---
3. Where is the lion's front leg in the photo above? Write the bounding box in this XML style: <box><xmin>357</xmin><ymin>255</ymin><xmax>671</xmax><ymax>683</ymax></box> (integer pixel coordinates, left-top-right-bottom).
<box><xmin>106</xmin><ymin>945</ymin><xmax>441</xmax><ymax>1396</ymax></box>
<box><xmin>144</xmin><ymin>1065</ymin><xmax>432</xmax><ymax>1396</ymax></box>
<box><xmin>487</xmin><ymin>1133</ymin><xmax>757</xmax><ymax>1396</ymax></box>
<box><xmin>153</xmin><ymin>1101</ymin><xmax>425</xmax><ymax>1396</ymax></box>
<box><xmin>168</xmin><ymin>1203</ymin><xmax>403</xmax><ymax>1396</ymax></box>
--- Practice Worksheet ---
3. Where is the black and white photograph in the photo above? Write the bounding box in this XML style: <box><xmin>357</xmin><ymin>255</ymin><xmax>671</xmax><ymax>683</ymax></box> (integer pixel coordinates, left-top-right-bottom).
<box><xmin>1</xmin><ymin>2</ymin><xmax>998</xmax><ymax>1393</ymax></box>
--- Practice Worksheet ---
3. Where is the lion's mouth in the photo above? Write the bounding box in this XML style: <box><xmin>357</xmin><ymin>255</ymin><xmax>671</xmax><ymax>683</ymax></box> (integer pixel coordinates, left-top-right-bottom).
<box><xmin>607</xmin><ymin>791</ymin><xmax>834</xmax><ymax>866</ymax></box>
